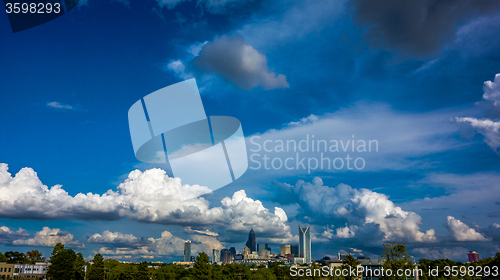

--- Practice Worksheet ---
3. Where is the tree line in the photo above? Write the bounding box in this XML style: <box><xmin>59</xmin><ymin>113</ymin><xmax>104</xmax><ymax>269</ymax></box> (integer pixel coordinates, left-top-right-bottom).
<box><xmin>0</xmin><ymin>250</ymin><xmax>46</xmax><ymax>264</ymax></box>
<box><xmin>2</xmin><ymin>243</ymin><xmax>500</xmax><ymax>280</ymax></box>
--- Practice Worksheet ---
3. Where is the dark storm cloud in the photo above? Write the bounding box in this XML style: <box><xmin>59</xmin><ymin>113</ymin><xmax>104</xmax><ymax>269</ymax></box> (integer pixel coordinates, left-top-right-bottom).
<box><xmin>0</xmin><ymin>227</ymin><xmax>29</xmax><ymax>244</ymax></box>
<box><xmin>351</xmin><ymin>0</ymin><xmax>500</xmax><ymax>55</ymax></box>
<box><xmin>192</xmin><ymin>35</ymin><xmax>289</xmax><ymax>90</ymax></box>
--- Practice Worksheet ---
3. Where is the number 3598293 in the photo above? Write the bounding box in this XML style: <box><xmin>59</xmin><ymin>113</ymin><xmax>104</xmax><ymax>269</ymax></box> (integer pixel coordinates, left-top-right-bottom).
<box><xmin>6</xmin><ymin>3</ymin><xmax>62</xmax><ymax>14</ymax></box>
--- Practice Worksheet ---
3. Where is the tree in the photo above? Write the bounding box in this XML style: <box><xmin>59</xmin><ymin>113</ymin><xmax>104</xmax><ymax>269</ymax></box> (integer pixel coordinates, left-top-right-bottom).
<box><xmin>5</xmin><ymin>251</ymin><xmax>27</xmax><ymax>264</ymax></box>
<box><xmin>88</xmin><ymin>254</ymin><xmax>105</xmax><ymax>280</ymax></box>
<box><xmin>341</xmin><ymin>255</ymin><xmax>361</xmax><ymax>280</ymax></box>
<box><xmin>136</xmin><ymin>261</ymin><xmax>149</xmax><ymax>280</ymax></box>
<box><xmin>51</xmin><ymin>243</ymin><xmax>65</xmax><ymax>259</ymax></box>
<box><xmin>193</xmin><ymin>252</ymin><xmax>212</xmax><ymax>280</ymax></box>
<box><xmin>26</xmin><ymin>250</ymin><xmax>46</xmax><ymax>264</ymax></box>
<box><xmin>118</xmin><ymin>272</ymin><xmax>133</xmax><ymax>280</ymax></box>
<box><xmin>381</xmin><ymin>242</ymin><xmax>412</xmax><ymax>280</ymax></box>
<box><xmin>74</xmin><ymin>252</ymin><xmax>86</xmax><ymax>280</ymax></box>
<box><xmin>0</xmin><ymin>252</ymin><xmax>8</xmax><ymax>262</ymax></box>
<box><xmin>47</xmin><ymin>248</ymin><xmax>78</xmax><ymax>280</ymax></box>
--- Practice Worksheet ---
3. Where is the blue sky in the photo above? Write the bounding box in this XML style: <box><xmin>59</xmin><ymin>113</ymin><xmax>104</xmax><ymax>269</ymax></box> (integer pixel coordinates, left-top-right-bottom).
<box><xmin>1</xmin><ymin>0</ymin><xmax>500</xmax><ymax>262</ymax></box>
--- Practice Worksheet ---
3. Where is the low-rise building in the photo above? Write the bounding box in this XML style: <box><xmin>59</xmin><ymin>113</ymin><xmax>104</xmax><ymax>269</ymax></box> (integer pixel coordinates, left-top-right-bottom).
<box><xmin>0</xmin><ymin>263</ymin><xmax>15</xmax><ymax>279</ymax></box>
<box><xmin>14</xmin><ymin>262</ymin><xmax>50</xmax><ymax>279</ymax></box>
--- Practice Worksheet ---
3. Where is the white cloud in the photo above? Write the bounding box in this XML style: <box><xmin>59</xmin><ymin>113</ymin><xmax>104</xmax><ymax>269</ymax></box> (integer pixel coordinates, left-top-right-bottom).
<box><xmin>336</xmin><ymin>225</ymin><xmax>357</xmax><ymax>238</ymax></box>
<box><xmin>46</xmin><ymin>101</ymin><xmax>74</xmax><ymax>110</ymax></box>
<box><xmin>193</xmin><ymin>35</ymin><xmax>289</xmax><ymax>90</ymax></box>
<box><xmin>165</xmin><ymin>60</ymin><xmax>193</xmax><ymax>80</ymax></box>
<box><xmin>87</xmin><ymin>230</ymin><xmax>150</xmax><ymax>247</ymax></box>
<box><xmin>221</xmin><ymin>190</ymin><xmax>290</xmax><ymax>237</ymax></box>
<box><xmin>13</xmin><ymin>227</ymin><xmax>84</xmax><ymax>248</ymax></box>
<box><xmin>0</xmin><ymin>164</ymin><xmax>291</xmax><ymax>239</ymax></box>
<box><xmin>273</xmin><ymin>177</ymin><xmax>436</xmax><ymax>243</ymax></box>
<box><xmin>456</xmin><ymin>73</ymin><xmax>500</xmax><ymax>154</ymax></box>
<box><xmin>93</xmin><ymin>230</ymin><xmax>223</xmax><ymax>260</ymax></box>
<box><xmin>184</xmin><ymin>227</ymin><xmax>219</xmax><ymax>237</ymax></box>
<box><xmin>445</xmin><ymin>216</ymin><xmax>489</xmax><ymax>242</ymax></box>
<box><xmin>456</xmin><ymin>117</ymin><xmax>500</xmax><ymax>154</ymax></box>
<box><xmin>288</xmin><ymin>114</ymin><xmax>318</xmax><ymax>126</ymax></box>
<box><xmin>483</xmin><ymin>74</ymin><xmax>500</xmax><ymax>107</ymax></box>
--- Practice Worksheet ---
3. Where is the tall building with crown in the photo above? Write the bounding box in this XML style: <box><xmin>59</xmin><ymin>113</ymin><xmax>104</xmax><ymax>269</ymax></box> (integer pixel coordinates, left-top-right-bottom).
<box><xmin>245</xmin><ymin>229</ymin><xmax>256</xmax><ymax>252</ymax></box>
<box><xmin>299</xmin><ymin>225</ymin><xmax>311</xmax><ymax>263</ymax></box>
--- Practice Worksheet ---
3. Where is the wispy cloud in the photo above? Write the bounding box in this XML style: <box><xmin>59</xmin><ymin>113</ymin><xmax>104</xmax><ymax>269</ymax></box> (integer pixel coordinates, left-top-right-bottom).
<box><xmin>46</xmin><ymin>101</ymin><xmax>76</xmax><ymax>110</ymax></box>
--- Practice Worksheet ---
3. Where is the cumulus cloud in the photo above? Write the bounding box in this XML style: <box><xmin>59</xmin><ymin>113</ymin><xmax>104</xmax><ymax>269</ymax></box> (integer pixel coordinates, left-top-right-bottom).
<box><xmin>93</xmin><ymin>230</ymin><xmax>223</xmax><ymax>260</ymax></box>
<box><xmin>0</xmin><ymin>226</ymin><xmax>29</xmax><ymax>244</ymax></box>
<box><xmin>0</xmin><ymin>164</ymin><xmax>291</xmax><ymax>239</ymax></box>
<box><xmin>13</xmin><ymin>227</ymin><xmax>84</xmax><ymax>248</ymax></box>
<box><xmin>456</xmin><ymin>73</ymin><xmax>500</xmax><ymax>154</ymax></box>
<box><xmin>456</xmin><ymin>117</ymin><xmax>500</xmax><ymax>153</ymax></box>
<box><xmin>192</xmin><ymin>35</ymin><xmax>289</xmax><ymax>90</ymax></box>
<box><xmin>273</xmin><ymin>177</ymin><xmax>436</xmax><ymax>243</ymax></box>
<box><xmin>445</xmin><ymin>216</ymin><xmax>489</xmax><ymax>242</ymax></box>
<box><xmin>336</xmin><ymin>225</ymin><xmax>357</xmax><ymax>239</ymax></box>
<box><xmin>483</xmin><ymin>74</ymin><xmax>500</xmax><ymax>108</ymax></box>
<box><xmin>351</xmin><ymin>0</ymin><xmax>500</xmax><ymax>55</ymax></box>
<box><xmin>222</xmin><ymin>190</ymin><xmax>291</xmax><ymax>237</ymax></box>
<box><xmin>87</xmin><ymin>231</ymin><xmax>151</xmax><ymax>248</ymax></box>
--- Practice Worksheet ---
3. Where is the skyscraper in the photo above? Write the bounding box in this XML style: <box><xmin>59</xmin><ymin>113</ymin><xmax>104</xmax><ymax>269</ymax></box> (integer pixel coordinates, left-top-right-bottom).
<box><xmin>299</xmin><ymin>225</ymin><xmax>311</xmax><ymax>263</ymax></box>
<box><xmin>468</xmin><ymin>251</ymin><xmax>480</xmax><ymax>262</ymax></box>
<box><xmin>229</xmin><ymin>247</ymin><xmax>236</xmax><ymax>260</ymax></box>
<box><xmin>291</xmin><ymin>245</ymin><xmax>299</xmax><ymax>257</ymax></box>
<box><xmin>212</xmin><ymin>249</ymin><xmax>220</xmax><ymax>264</ymax></box>
<box><xmin>221</xmin><ymin>249</ymin><xmax>232</xmax><ymax>264</ymax></box>
<box><xmin>184</xmin><ymin>240</ymin><xmax>191</xmax><ymax>262</ymax></box>
<box><xmin>257</xmin><ymin>243</ymin><xmax>269</xmax><ymax>252</ymax></box>
<box><xmin>280</xmin><ymin>245</ymin><xmax>291</xmax><ymax>256</ymax></box>
<box><xmin>245</xmin><ymin>229</ymin><xmax>256</xmax><ymax>252</ymax></box>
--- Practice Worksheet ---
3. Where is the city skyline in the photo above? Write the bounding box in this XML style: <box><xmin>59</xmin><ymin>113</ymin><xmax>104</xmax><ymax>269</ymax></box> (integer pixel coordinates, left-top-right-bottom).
<box><xmin>1</xmin><ymin>0</ymin><xmax>500</xmax><ymax>263</ymax></box>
